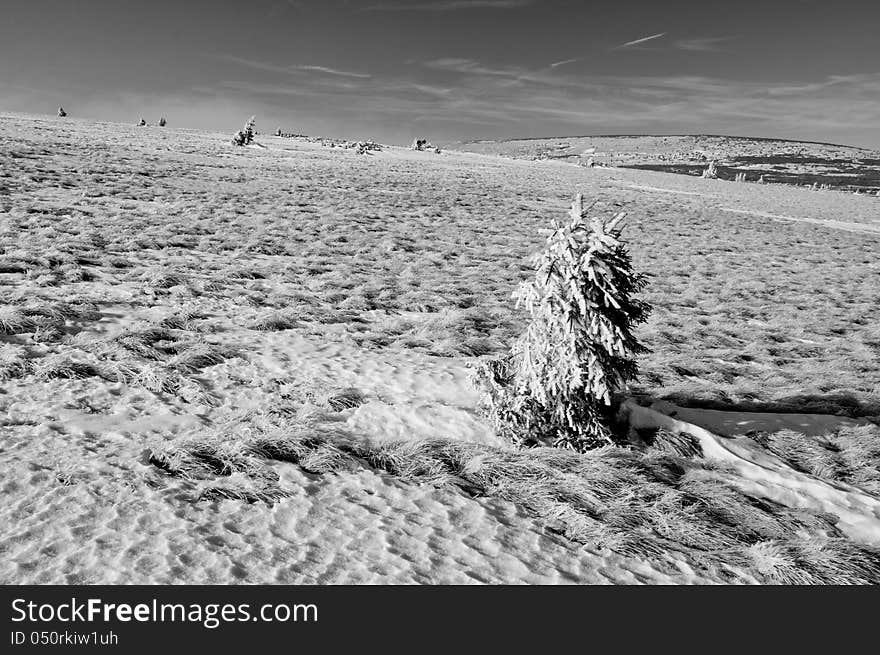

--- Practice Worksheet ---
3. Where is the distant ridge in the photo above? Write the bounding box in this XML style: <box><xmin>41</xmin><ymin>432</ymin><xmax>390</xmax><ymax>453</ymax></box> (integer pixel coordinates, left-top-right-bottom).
<box><xmin>459</xmin><ymin>134</ymin><xmax>874</xmax><ymax>152</ymax></box>
<box><xmin>451</xmin><ymin>133</ymin><xmax>880</xmax><ymax>193</ymax></box>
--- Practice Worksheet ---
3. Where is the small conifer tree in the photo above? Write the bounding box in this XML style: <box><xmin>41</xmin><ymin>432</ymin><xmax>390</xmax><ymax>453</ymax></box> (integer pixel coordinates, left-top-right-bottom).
<box><xmin>474</xmin><ymin>194</ymin><xmax>651</xmax><ymax>451</ymax></box>
<box><xmin>57</xmin><ymin>106</ymin><xmax>67</xmax><ymax>117</ymax></box>
<box><xmin>158</xmin><ymin>117</ymin><xmax>167</xmax><ymax>127</ymax></box>
<box><xmin>702</xmin><ymin>160</ymin><xmax>718</xmax><ymax>179</ymax></box>
<box><xmin>232</xmin><ymin>116</ymin><xmax>256</xmax><ymax>146</ymax></box>
<box><xmin>138</xmin><ymin>118</ymin><xmax>147</xmax><ymax>126</ymax></box>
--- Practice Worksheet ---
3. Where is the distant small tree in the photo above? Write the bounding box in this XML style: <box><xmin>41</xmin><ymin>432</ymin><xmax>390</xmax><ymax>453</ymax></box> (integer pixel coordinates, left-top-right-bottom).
<box><xmin>57</xmin><ymin>106</ymin><xmax>67</xmax><ymax>117</ymax></box>
<box><xmin>734</xmin><ymin>172</ymin><xmax>747</xmax><ymax>183</ymax></box>
<box><xmin>158</xmin><ymin>117</ymin><xmax>167</xmax><ymax>127</ymax></box>
<box><xmin>474</xmin><ymin>194</ymin><xmax>651</xmax><ymax>451</ymax></box>
<box><xmin>702</xmin><ymin>161</ymin><xmax>718</xmax><ymax>179</ymax></box>
<box><xmin>138</xmin><ymin>118</ymin><xmax>147</xmax><ymax>126</ymax></box>
<box><xmin>232</xmin><ymin>116</ymin><xmax>257</xmax><ymax>146</ymax></box>
<box><xmin>275</xmin><ymin>127</ymin><xmax>282</xmax><ymax>136</ymax></box>
<box><xmin>354</xmin><ymin>140</ymin><xmax>382</xmax><ymax>155</ymax></box>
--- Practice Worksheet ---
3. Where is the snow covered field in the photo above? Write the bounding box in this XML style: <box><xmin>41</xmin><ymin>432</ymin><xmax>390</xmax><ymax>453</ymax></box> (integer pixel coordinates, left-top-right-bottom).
<box><xmin>2</xmin><ymin>113</ymin><xmax>879</xmax><ymax>584</ymax></box>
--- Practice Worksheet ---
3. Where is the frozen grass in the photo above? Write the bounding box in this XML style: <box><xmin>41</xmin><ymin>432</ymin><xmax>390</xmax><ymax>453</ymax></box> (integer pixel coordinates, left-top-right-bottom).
<box><xmin>166</xmin><ymin>342</ymin><xmax>239</xmax><ymax>373</ymax></box>
<box><xmin>752</xmin><ymin>424</ymin><xmax>880</xmax><ymax>495</ymax></box>
<box><xmin>248</xmin><ymin>311</ymin><xmax>299</xmax><ymax>331</ymax></box>
<box><xmin>149</xmin><ymin>413</ymin><xmax>880</xmax><ymax>584</ymax></box>
<box><xmin>267</xmin><ymin>376</ymin><xmax>369</xmax><ymax>414</ymax></box>
<box><xmin>158</xmin><ymin>309</ymin><xmax>209</xmax><ymax>331</ymax></box>
<box><xmin>33</xmin><ymin>355</ymin><xmax>106</xmax><ymax>381</ymax></box>
<box><xmin>0</xmin><ymin>307</ymin><xmax>41</xmax><ymax>335</ymax></box>
<box><xmin>645</xmin><ymin>427</ymin><xmax>704</xmax><ymax>459</ymax></box>
<box><xmin>3</xmin><ymin>115</ymin><xmax>877</xmax><ymax>415</ymax></box>
<box><xmin>0</xmin><ymin>344</ymin><xmax>32</xmax><ymax>380</ymax></box>
<box><xmin>134</xmin><ymin>364</ymin><xmax>217</xmax><ymax>405</ymax></box>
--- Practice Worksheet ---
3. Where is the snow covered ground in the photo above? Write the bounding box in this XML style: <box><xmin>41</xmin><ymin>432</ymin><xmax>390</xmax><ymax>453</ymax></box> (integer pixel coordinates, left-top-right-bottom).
<box><xmin>2</xmin><ymin>113</ymin><xmax>879</xmax><ymax>584</ymax></box>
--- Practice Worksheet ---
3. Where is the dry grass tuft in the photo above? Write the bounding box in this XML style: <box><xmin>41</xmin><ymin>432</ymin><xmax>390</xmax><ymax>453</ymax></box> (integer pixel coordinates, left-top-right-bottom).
<box><xmin>112</xmin><ymin>327</ymin><xmax>178</xmax><ymax>360</ymax></box>
<box><xmin>167</xmin><ymin>342</ymin><xmax>239</xmax><ymax>373</ymax></box>
<box><xmin>753</xmin><ymin>424</ymin><xmax>880</xmax><ymax>495</ymax></box>
<box><xmin>159</xmin><ymin>310</ymin><xmax>208</xmax><ymax>331</ymax></box>
<box><xmin>33</xmin><ymin>355</ymin><xmax>106</xmax><ymax>380</ymax></box>
<box><xmin>0</xmin><ymin>345</ymin><xmax>33</xmax><ymax>380</ymax></box>
<box><xmin>0</xmin><ymin>306</ymin><xmax>45</xmax><ymax>335</ymax></box>
<box><xmin>248</xmin><ymin>311</ymin><xmax>299</xmax><ymax>331</ymax></box>
<box><xmin>139</xmin><ymin>269</ymin><xmax>188</xmax><ymax>290</ymax></box>
<box><xmin>646</xmin><ymin>428</ymin><xmax>704</xmax><ymax>458</ymax></box>
<box><xmin>134</xmin><ymin>364</ymin><xmax>217</xmax><ymax>405</ymax></box>
<box><xmin>323</xmin><ymin>387</ymin><xmax>367</xmax><ymax>411</ymax></box>
<box><xmin>249</xmin><ymin>429</ymin><xmax>357</xmax><ymax>474</ymax></box>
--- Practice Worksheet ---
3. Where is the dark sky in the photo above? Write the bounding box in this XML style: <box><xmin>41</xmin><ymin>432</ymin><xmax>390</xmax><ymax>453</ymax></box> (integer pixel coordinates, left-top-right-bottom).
<box><xmin>2</xmin><ymin>0</ymin><xmax>879</xmax><ymax>146</ymax></box>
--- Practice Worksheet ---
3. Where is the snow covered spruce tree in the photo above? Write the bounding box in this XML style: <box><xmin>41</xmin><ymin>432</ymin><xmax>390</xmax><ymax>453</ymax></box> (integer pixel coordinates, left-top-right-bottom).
<box><xmin>232</xmin><ymin>116</ymin><xmax>256</xmax><ymax>146</ymax></box>
<box><xmin>473</xmin><ymin>194</ymin><xmax>651</xmax><ymax>452</ymax></box>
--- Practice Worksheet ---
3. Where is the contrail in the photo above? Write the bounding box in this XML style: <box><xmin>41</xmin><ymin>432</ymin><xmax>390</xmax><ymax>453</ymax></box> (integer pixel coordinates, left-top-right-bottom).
<box><xmin>616</xmin><ymin>32</ymin><xmax>666</xmax><ymax>48</ymax></box>
<box><xmin>549</xmin><ymin>57</ymin><xmax>579</xmax><ymax>68</ymax></box>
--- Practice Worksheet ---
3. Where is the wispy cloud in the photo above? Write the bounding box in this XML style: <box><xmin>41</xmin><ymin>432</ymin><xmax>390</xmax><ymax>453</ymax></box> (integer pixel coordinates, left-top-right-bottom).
<box><xmin>422</xmin><ymin>58</ymin><xmax>580</xmax><ymax>89</ymax></box>
<box><xmin>673</xmin><ymin>36</ymin><xmax>736</xmax><ymax>52</ymax></box>
<box><xmin>615</xmin><ymin>32</ymin><xmax>667</xmax><ymax>49</ymax></box>
<box><xmin>216</xmin><ymin>55</ymin><xmax>370</xmax><ymax>79</ymax></box>
<box><xmin>423</xmin><ymin>58</ymin><xmax>520</xmax><ymax>77</ymax></box>
<box><xmin>763</xmin><ymin>73</ymin><xmax>880</xmax><ymax>96</ymax></box>
<box><xmin>364</xmin><ymin>0</ymin><xmax>532</xmax><ymax>11</ymax></box>
<box><xmin>549</xmin><ymin>58</ymin><xmax>579</xmax><ymax>68</ymax></box>
<box><xmin>292</xmin><ymin>65</ymin><xmax>371</xmax><ymax>78</ymax></box>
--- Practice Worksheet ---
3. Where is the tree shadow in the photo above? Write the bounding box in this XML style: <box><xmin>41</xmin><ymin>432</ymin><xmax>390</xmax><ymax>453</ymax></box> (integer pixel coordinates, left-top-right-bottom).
<box><xmin>631</xmin><ymin>390</ymin><xmax>880</xmax><ymax>421</ymax></box>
